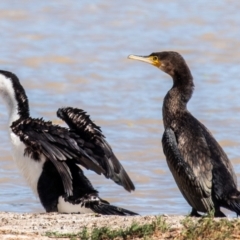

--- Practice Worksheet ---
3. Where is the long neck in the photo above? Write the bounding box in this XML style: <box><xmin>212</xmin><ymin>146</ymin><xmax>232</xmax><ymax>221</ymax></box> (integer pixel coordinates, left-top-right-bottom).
<box><xmin>162</xmin><ymin>71</ymin><xmax>194</xmax><ymax>128</ymax></box>
<box><xmin>12</xmin><ymin>79</ymin><xmax>30</xmax><ymax>120</ymax></box>
<box><xmin>1</xmin><ymin>76</ymin><xmax>30</xmax><ymax>126</ymax></box>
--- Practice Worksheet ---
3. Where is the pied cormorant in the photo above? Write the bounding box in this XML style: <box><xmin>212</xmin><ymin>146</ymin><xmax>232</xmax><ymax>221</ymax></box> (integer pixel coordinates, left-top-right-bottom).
<box><xmin>0</xmin><ymin>70</ymin><xmax>136</xmax><ymax>215</ymax></box>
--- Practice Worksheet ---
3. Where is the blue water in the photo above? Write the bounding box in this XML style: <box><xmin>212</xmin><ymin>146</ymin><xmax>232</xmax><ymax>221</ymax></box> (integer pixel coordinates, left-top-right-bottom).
<box><xmin>0</xmin><ymin>0</ymin><xmax>240</xmax><ymax>216</ymax></box>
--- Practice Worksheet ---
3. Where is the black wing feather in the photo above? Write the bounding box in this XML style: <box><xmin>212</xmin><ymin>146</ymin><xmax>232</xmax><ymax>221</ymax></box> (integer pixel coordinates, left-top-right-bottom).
<box><xmin>57</xmin><ymin>107</ymin><xmax>135</xmax><ymax>192</ymax></box>
<box><xmin>11</xmin><ymin>117</ymin><xmax>106</xmax><ymax>196</ymax></box>
<box><xmin>162</xmin><ymin>127</ymin><xmax>214</xmax><ymax>212</ymax></box>
<box><xmin>52</xmin><ymin>159</ymin><xmax>138</xmax><ymax>216</ymax></box>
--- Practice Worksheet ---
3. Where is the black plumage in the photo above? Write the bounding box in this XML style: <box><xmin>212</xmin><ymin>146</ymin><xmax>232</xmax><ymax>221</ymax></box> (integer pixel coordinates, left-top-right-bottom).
<box><xmin>11</xmin><ymin>117</ymin><xmax>104</xmax><ymax>197</ymax></box>
<box><xmin>38</xmin><ymin>160</ymin><xmax>137</xmax><ymax>215</ymax></box>
<box><xmin>57</xmin><ymin>107</ymin><xmax>135</xmax><ymax>192</ymax></box>
<box><xmin>128</xmin><ymin>51</ymin><xmax>240</xmax><ymax>217</ymax></box>
<box><xmin>0</xmin><ymin>70</ymin><xmax>137</xmax><ymax>215</ymax></box>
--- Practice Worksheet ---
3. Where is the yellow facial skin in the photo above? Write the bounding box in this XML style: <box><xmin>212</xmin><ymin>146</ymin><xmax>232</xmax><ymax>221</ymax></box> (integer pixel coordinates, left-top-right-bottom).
<box><xmin>128</xmin><ymin>55</ymin><xmax>161</xmax><ymax>68</ymax></box>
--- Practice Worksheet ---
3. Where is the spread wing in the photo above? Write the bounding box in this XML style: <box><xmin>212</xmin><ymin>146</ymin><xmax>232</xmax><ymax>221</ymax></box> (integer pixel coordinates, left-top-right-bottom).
<box><xmin>162</xmin><ymin>128</ymin><xmax>213</xmax><ymax>210</ymax></box>
<box><xmin>11</xmin><ymin>118</ymin><xmax>105</xmax><ymax>196</ymax></box>
<box><xmin>56</xmin><ymin>107</ymin><xmax>135</xmax><ymax>192</ymax></box>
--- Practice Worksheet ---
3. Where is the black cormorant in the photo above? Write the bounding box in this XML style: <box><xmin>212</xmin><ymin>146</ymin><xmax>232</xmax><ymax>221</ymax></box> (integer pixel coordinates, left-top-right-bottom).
<box><xmin>128</xmin><ymin>51</ymin><xmax>240</xmax><ymax>217</ymax></box>
<box><xmin>0</xmin><ymin>70</ymin><xmax>136</xmax><ymax>215</ymax></box>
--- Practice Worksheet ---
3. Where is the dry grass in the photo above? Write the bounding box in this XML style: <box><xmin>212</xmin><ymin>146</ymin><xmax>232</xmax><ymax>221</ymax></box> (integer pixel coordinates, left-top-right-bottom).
<box><xmin>45</xmin><ymin>215</ymin><xmax>240</xmax><ymax>240</ymax></box>
<box><xmin>1</xmin><ymin>212</ymin><xmax>240</xmax><ymax>240</ymax></box>
<box><xmin>46</xmin><ymin>216</ymin><xmax>169</xmax><ymax>240</ymax></box>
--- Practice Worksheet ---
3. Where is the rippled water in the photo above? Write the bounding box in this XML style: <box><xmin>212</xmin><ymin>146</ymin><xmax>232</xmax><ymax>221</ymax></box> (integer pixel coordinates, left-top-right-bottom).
<box><xmin>0</xmin><ymin>0</ymin><xmax>240</xmax><ymax>216</ymax></box>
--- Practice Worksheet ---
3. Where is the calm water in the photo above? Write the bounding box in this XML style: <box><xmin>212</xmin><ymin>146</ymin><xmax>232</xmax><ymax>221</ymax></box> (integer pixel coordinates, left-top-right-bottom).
<box><xmin>0</xmin><ymin>0</ymin><xmax>240</xmax><ymax>216</ymax></box>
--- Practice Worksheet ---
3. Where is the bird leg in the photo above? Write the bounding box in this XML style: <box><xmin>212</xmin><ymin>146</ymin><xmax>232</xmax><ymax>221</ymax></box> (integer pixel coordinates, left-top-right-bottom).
<box><xmin>189</xmin><ymin>208</ymin><xmax>202</xmax><ymax>217</ymax></box>
<box><xmin>214</xmin><ymin>208</ymin><xmax>226</xmax><ymax>218</ymax></box>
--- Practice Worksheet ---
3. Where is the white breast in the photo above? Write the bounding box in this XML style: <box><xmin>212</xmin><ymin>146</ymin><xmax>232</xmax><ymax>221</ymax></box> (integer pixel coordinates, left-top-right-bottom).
<box><xmin>57</xmin><ymin>196</ymin><xmax>95</xmax><ymax>214</ymax></box>
<box><xmin>10</xmin><ymin>131</ymin><xmax>45</xmax><ymax>196</ymax></box>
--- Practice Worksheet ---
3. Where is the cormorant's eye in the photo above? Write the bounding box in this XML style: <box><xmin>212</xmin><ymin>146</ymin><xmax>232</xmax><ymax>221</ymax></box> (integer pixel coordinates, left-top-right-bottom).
<box><xmin>153</xmin><ymin>56</ymin><xmax>158</xmax><ymax>61</ymax></box>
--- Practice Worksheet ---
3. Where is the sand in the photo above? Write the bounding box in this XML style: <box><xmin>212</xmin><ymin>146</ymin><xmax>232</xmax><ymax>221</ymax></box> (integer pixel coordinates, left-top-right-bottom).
<box><xmin>0</xmin><ymin>212</ymin><xmax>186</xmax><ymax>240</ymax></box>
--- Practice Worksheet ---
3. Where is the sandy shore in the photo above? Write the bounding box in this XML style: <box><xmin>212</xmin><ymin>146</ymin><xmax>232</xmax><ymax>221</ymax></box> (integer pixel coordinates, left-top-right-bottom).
<box><xmin>0</xmin><ymin>212</ymin><xmax>187</xmax><ymax>239</ymax></box>
<box><xmin>0</xmin><ymin>212</ymin><xmax>238</xmax><ymax>240</ymax></box>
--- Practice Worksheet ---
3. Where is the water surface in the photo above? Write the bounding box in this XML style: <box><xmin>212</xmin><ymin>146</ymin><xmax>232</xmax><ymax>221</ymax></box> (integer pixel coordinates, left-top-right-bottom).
<box><xmin>0</xmin><ymin>0</ymin><xmax>240</xmax><ymax>216</ymax></box>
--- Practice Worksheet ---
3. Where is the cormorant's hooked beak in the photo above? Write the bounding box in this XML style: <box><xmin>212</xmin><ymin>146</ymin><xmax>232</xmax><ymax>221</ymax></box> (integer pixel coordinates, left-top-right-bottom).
<box><xmin>128</xmin><ymin>55</ymin><xmax>161</xmax><ymax>68</ymax></box>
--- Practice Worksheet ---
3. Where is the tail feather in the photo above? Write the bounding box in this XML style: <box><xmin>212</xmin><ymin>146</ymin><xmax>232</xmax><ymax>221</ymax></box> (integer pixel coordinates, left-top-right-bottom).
<box><xmin>220</xmin><ymin>190</ymin><xmax>240</xmax><ymax>216</ymax></box>
<box><xmin>91</xmin><ymin>202</ymin><xmax>138</xmax><ymax>216</ymax></box>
